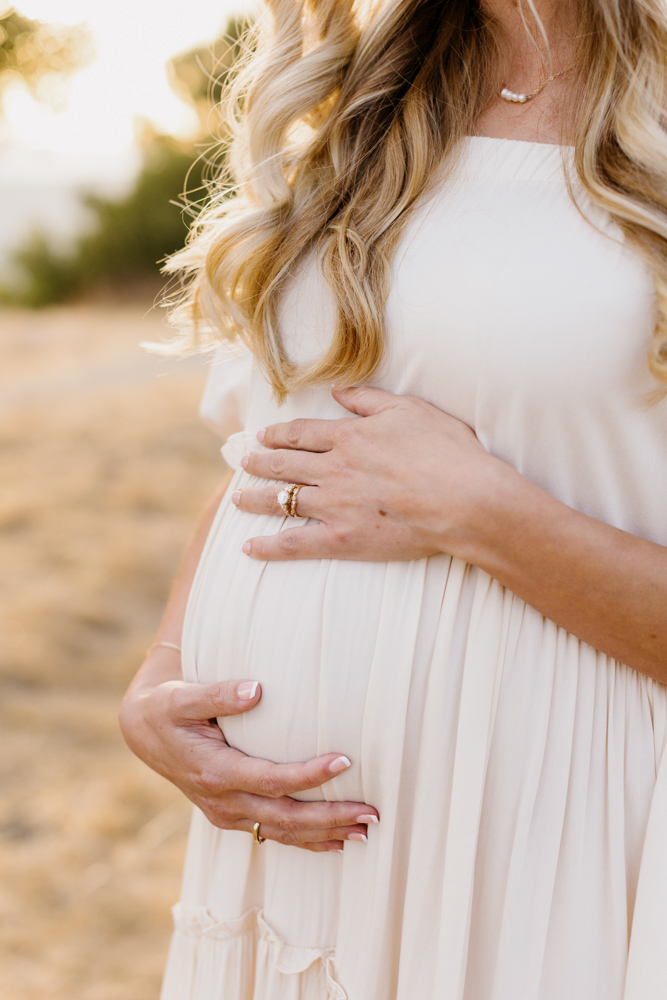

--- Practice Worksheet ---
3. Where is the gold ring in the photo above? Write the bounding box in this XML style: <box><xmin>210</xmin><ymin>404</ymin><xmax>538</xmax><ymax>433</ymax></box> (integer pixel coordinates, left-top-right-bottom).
<box><xmin>252</xmin><ymin>821</ymin><xmax>265</xmax><ymax>844</ymax></box>
<box><xmin>277</xmin><ymin>484</ymin><xmax>303</xmax><ymax>518</ymax></box>
<box><xmin>288</xmin><ymin>484</ymin><xmax>303</xmax><ymax>517</ymax></box>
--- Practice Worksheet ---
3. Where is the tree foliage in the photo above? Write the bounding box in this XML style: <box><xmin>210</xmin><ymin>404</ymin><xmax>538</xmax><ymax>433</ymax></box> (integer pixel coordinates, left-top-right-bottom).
<box><xmin>1</xmin><ymin>133</ymin><xmax>208</xmax><ymax>307</ymax></box>
<box><xmin>1</xmin><ymin>14</ymin><xmax>251</xmax><ymax>308</ymax></box>
<box><xmin>167</xmin><ymin>15</ymin><xmax>249</xmax><ymax>132</ymax></box>
<box><xmin>0</xmin><ymin>7</ymin><xmax>92</xmax><ymax>110</ymax></box>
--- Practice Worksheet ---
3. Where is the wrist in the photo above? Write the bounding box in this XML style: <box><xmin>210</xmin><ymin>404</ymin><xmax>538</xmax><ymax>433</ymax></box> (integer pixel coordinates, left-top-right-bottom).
<box><xmin>120</xmin><ymin>647</ymin><xmax>183</xmax><ymax>731</ymax></box>
<box><xmin>146</xmin><ymin>638</ymin><xmax>182</xmax><ymax>657</ymax></box>
<box><xmin>438</xmin><ymin>456</ymin><xmax>532</xmax><ymax>568</ymax></box>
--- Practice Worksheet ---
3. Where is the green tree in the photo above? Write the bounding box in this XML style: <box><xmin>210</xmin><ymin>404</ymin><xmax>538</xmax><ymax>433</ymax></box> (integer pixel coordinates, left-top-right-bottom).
<box><xmin>2</xmin><ymin>132</ymin><xmax>208</xmax><ymax>307</ymax></box>
<box><xmin>167</xmin><ymin>15</ymin><xmax>249</xmax><ymax>133</ymax></box>
<box><xmin>1</xmin><ymin>14</ymin><xmax>251</xmax><ymax>308</ymax></box>
<box><xmin>0</xmin><ymin>7</ymin><xmax>92</xmax><ymax>111</ymax></box>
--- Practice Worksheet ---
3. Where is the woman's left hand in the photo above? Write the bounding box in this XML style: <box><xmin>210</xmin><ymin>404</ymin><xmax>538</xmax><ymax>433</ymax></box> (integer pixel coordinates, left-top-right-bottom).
<box><xmin>234</xmin><ymin>386</ymin><xmax>516</xmax><ymax>563</ymax></box>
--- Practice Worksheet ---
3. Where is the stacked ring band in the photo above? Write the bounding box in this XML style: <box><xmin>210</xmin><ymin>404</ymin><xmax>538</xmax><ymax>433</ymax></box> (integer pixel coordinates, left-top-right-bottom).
<box><xmin>252</xmin><ymin>821</ymin><xmax>265</xmax><ymax>844</ymax></box>
<box><xmin>277</xmin><ymin>483</ymin><xmax>303</xmax><ymax>517</ymax></box>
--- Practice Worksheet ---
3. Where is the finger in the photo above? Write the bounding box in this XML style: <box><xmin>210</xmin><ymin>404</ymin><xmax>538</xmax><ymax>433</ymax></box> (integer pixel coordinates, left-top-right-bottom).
<box><xmin>258</xmin><ymin>417</ymin><xmax>336</xmax><ymax>453</ymax></box>
<box><xmin>242</xmin><ymin>523</ymin><xmax>337</xmax><ymax>561</ymax></box>
<box><xmin>165</xmin><ymin>679</ymin><xmax>262</xmax><ymax>722</ymax></box>
<box><xmin>236</xmin><ymin>792</ymin><xmax>380</xmax><ymax>831</ymax></box>
<box><xmin>229</xmin><ymin>748</ymin><xmax>355</xmax><ymax>797</ymax></box>
<box><xmin>232</xmin><ymin>485</ymin><xmax>319</xmax><ymax>519</ymax></box>
<box><xmin>217</xmin><ymin>813</ymin><xmax>345</xmax><ymax>854</ymax></box>
<box><xmin>241</xmin><ymin>448</ymin><xmax>324</xmax><ymax>485</ymax></box>
<box><xmin>331</xmin><ymin>385</ymin><xmax>401</xmax><ymax>417</ymax></box>
<box><xmin>246</xmin><ymin>821</ymin><xmax>369</xmax><ymax>847</ymax></box>
<box><xmin>301</xmin><ymin>842</ymin><xmax>346</xmax><ymax>853</ymax></box>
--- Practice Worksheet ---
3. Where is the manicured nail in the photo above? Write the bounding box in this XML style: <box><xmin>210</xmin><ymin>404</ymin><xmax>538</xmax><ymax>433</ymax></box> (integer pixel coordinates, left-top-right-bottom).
<box><xmin>328</xmin><ymin>755</ymin><xmax>351</xmax><ymax>774</ymax></box>
<box><xmin>356</xmin><ymin>814</ymin><xmax>379</xmax><ymax>824</ymax></box>
<box><xmin>242</xmin><ymin>541</ymin><xmax>251</xmax><ymax>554</ymax></box>
<box><xmin>240</xmin><ymin>454</ymin><xmax>249</xmax><ymax>469</ymax></box>
<box><xmin>348</xmin><ymin>832</ymin><xmax>367</xmax><ymax>843</ymax></box>
<box><xmin>334</xmin><ymin>849</ymin><xmax>344</xmax><ymax>854</ymax></box>
<box><xmin>256</xmin><ymin>428</ymin><xmax>266</xmax><ymax>444</ymax></box>
<box><xmin>231</xmin><ymin>491</ymin><xmax>241</xmax><ymax>506</ymax></box>
<box><xmin>237</xmin><ymin>681</ymin><xmax>259</xmax><ymax>700</ymax></box>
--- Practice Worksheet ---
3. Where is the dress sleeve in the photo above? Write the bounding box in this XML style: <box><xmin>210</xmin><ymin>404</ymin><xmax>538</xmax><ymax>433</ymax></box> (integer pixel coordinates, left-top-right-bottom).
<box><xmin>199</xmin><ymin>344</ymin><xmax>252</xmax><ymax>442</ymax></box>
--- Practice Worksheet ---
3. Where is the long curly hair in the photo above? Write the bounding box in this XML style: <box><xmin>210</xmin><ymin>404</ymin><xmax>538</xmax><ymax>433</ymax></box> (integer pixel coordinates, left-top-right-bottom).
<box><xmin>165</xmin><ymin>0</ymin><xmax>667</xmax><ymax>401</ymax></box>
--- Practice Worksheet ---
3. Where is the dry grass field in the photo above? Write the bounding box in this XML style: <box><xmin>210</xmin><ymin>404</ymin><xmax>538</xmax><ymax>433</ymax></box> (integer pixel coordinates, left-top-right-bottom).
<box><xmin>0</xmin><ymin>300</ymin><xmax>225</xmax><ymax>999</ymax></box>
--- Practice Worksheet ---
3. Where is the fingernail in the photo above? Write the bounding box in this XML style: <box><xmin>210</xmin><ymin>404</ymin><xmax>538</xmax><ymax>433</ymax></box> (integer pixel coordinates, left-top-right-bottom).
<box><xmin>231</xmin><ymin>491</ymin><xmax>241</xmax><ymax>506</ymax></box>
<box><xmin>242</xmin><ymin>541</ymin><xmax>251</xmax><ymax>554</ymax></box>
<box><xmin>356</xmin><ymin>814</ymin><xmax>379</xmax><ymax>824</ymax></box>
<box><xmin>328</xmin><ymin>755</ymin><xmax>351</xmax><ymax>774</ymax></box>
<box><xmin>237</xmin><ymin>681</ymin><xmax>259</xmax><ymax>700</ymax></box>
<box><xmin>348</xmin><ymin>832</ymin><xmax>367</xmax><ymax>843</ymax></box>
<box><xmin>256</xmin><ymin>428</ymin><xmax>266</xmax><ymax>444</ymax></box>
<box><xmin>240</xmin><ymin>454</ymin><xmax>249</xmax><ymax>469</ymax></box>
<box><xmin>334</xmin><ymin>849</ymin><xmax>344</xmax><ymax>854</ymax></box>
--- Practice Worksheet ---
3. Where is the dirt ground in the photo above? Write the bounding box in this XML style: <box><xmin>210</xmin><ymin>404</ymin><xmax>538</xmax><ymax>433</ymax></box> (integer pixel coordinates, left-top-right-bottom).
<box><xmin>0</xmin><ymin>301</ymin><xmax>226</xmax><ymax>999</ymax></box>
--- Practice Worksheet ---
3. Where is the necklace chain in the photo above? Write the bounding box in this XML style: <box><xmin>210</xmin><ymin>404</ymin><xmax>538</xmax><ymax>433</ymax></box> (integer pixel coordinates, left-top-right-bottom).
<box><xmin>499</xmin><ymin>65</ymin><xmax>572</xmax><ymax>105</ymax></box>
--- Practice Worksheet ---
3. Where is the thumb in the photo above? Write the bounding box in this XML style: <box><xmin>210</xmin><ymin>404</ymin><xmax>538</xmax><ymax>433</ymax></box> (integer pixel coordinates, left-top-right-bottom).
<box><xmin>331</xmin><ymin>384</ymin><xmax>399</xmax><ymax>417</ymax></box>
<box><xmin>170</xmin><ymin>679</ymin><xmax>262</xmax><ymax>721</ymax></box>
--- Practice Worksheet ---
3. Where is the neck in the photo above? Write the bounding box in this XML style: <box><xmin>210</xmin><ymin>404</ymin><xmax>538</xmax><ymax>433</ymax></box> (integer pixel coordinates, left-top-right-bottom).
<box><xmin>473</xmin><ymin>0</ymin><xmax>582</xmax><ymax>145</ymax></box>
<box><xmin>482</xmin><ymin>0</ymin><xmax>579</xmax><ymax>88</ymax></box>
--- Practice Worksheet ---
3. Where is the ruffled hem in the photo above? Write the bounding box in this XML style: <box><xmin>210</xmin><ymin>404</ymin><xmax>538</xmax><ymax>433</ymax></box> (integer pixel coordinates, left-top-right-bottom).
<box><xmin>160</xmin><ymin>904</ymin><xmax>346</xmax><ymax>1000</ymax></box>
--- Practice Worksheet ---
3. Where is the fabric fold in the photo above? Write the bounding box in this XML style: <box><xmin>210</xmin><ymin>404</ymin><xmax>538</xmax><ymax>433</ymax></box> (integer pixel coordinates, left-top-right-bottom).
<box><xmin>221</xmin><ymin>430</ymin><xmax>266</xmax><ymax>470</ymax></box>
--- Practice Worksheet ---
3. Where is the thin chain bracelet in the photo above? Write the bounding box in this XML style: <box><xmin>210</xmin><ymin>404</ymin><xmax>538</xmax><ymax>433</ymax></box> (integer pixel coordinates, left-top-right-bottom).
<box><xmin>146</xmin><ymin>640</ymin><xmax>182</xmax><ymax>656</ymax></box>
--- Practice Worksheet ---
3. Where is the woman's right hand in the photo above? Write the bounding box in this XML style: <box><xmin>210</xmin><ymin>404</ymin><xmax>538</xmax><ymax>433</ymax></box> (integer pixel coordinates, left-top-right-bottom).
<box><xmin>119</xmin><ymin>658</ymin><xmax>378</xmax><ymax>852</ymax></box>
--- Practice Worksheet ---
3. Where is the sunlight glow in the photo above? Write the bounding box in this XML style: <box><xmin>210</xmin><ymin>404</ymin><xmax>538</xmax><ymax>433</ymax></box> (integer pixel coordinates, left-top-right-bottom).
<box><xmin>0</xmin><ymin>1</ymin><xmax>254</xmax><ymax>263</ymax></box>
<box><xmin>5</xmin><ymin>0</ymin><xmax>254</xmax><ymax>161</ymax></box>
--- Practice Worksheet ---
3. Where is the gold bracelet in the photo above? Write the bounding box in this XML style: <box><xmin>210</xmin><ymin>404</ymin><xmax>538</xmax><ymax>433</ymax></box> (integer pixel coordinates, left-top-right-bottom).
<box><xmin>146</xmin><ymin>640</ymin><xmax>182</xmax><ymax>656</ymax></box>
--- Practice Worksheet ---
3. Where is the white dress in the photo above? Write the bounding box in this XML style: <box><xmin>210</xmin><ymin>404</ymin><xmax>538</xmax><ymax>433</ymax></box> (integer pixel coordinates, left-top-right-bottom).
<box><xmin>160</xmin><ymin>137</ymin><xmax>667</xmax><ymax>1000</ymax></box>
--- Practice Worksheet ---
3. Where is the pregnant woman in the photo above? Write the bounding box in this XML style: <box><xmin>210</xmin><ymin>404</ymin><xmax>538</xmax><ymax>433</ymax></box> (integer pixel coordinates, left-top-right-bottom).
<box><xmin>120</xmin><ymin>0</ymin><xmax>667</xmax><ymax>997</ymax></box>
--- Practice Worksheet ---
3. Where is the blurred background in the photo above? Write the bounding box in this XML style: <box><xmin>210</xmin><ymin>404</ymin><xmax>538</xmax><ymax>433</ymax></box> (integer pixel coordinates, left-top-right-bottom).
<box><xmin>0</xmin><ymin>2</ymin><xmax>253</xmax><ymax>996</ymax></box>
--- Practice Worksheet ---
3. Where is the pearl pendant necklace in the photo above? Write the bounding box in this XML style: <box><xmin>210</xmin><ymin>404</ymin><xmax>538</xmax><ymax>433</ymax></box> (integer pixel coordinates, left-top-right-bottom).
<box><xmin>499</xmin><ymin>65</ymin><xmax>571</xmax><ymax>104</ymax></box>
<box><xmin>500</xmin><ymin>87</ymin><xmax>531</xmax><ymax>104</ymax></box>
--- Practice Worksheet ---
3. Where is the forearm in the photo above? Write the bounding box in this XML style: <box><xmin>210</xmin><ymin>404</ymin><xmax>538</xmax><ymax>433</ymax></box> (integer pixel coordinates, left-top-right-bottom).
<box><xmin>469</xmin><ymin>464</ymin><xmax>667</xmax><ymax>683</ymax></box>
<box><xmin>125</xmin><ymin>471</ymin><xmax>232</xmax><ymax>696</ymax></box>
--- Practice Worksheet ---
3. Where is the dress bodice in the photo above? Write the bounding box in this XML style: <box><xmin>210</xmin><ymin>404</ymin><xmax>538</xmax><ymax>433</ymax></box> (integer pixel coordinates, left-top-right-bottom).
<box><xmin>205</xmin><ymin>137</ymin><xmax>666</xmax><ymax>544</ymax></box>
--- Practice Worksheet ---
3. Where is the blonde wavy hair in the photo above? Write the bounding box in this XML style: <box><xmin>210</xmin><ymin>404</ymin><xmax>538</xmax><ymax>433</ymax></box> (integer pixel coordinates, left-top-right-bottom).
<box><xmin>165</xmin><ymin>0</ymin><xmax>667</xmax><ymax>400</ymax></box>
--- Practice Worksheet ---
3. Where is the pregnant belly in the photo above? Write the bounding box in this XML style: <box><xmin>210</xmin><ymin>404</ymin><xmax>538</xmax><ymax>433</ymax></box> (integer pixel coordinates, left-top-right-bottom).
<box><xmin>182</xmin><ymin>471</ymin><xmax>452</xmax><ymax>804</ymax></box>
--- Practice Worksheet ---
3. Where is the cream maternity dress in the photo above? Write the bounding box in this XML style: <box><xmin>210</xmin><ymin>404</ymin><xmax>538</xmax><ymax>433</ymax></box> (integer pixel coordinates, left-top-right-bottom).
<box><xmin>160</xmin><ymin>137</ymin><xmax>667</xmax><ymax>1000</ymax></box>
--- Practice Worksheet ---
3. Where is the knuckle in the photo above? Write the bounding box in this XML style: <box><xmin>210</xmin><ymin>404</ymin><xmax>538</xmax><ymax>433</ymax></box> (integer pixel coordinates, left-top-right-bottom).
<box><xmin>323</xmin><ymin>801</ymin><xmax>345</xmax><ymax>825</ymax></box>
<box><xmin>205</xmin><ymin>810</ymin><xmax>233</xmax><ymax>831</ymax></box>
<box><xmin>208</xmin><ymin>800</ymin><xmax>235</xmax><ymax>826</ymax></box>
<box><xmin>332</xmin><ymin>526</ymin><xmax>352</xmax><ymax>547</ymax></box>
<box><xmin>266</xmin><ymin>489</ymin><xmax>282</xmax><ymax>514</ymax></box>
<box><xmin>209</xmin><ymin>681</ymin><xmax>228</xmax><ymax>709</ymax></box>
<box><xmin>328</xmin><ymin>455</ymin><xmax>348</xmax><ymax>479</ymax></box>
<box><xmin>334</xmin><ymin>421</ymin><xmax>355</xmax><ymax>447</ymax></box>
<box><xmin>278</xmin><ymin>532</ymin><xmax>299</xmax><ymax>556</ymax></box>
<box><xmin>166</xmin><ymin>683</ymin><xmax>188</xmax><ymax>714</ymax></box>
<box><xmin>281</xmin><ymin>813</ymin><xmax>306</xmax><ymax>835</ymax></box>
<box><xmin>269</xmin><ymin>451</ymin><xmax>286</xmax><ymax>476</ymax></box>
<box><xmin>201</xmin><ymin>807</ymin><xmax>224</xmax><ymax>828</ymax></box>
<box><xmin>255</xmin><ymin>769</ymin><xmax>283</xmax><ymax>798</ymax></box>
<box><xmin>287</xmin><ymin>419</ymin><xmax>306</xmax><ymax>447</ymax></box>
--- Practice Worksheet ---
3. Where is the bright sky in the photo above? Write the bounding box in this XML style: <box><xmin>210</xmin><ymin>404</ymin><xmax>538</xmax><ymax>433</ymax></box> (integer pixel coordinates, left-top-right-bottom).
<box><xmin>1</xmin><ymin>0</ymin><xmax>255</xmax><ymax>183</ymax></box>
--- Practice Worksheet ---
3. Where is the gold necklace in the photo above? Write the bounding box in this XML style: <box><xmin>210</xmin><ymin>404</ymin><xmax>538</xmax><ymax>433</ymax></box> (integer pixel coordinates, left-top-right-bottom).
<box><xmin>499</xmin><ymin>65</ymin><xmax>572</xmax><ymax>104</ymax></box>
